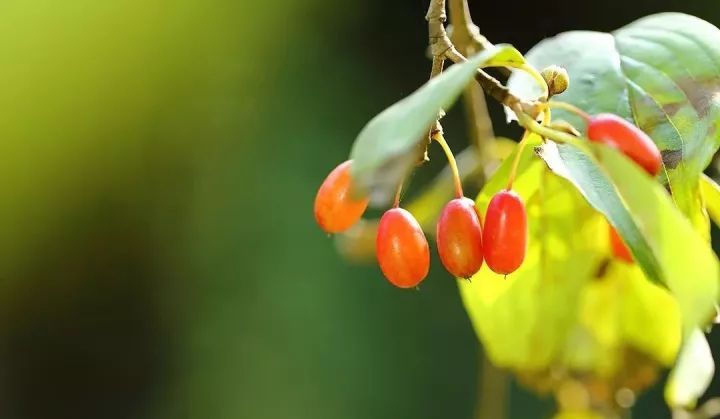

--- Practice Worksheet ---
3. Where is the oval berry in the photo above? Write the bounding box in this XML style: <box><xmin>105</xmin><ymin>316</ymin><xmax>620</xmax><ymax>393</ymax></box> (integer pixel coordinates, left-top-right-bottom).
<box><xmin>436</xmin><ymin>197</ymin><xmax>484</xmax><ymax>278</ymax></box>
<box><xmin>483</xmin><ymin>190</ymin><xmax>527</xmax><ymax>275</ymax></box>
<box><xmin>587</xmin><ymin>114</ymin><xmax>662</xmax><ymax>176</ymax></box>
<box><xmin>314</xmin><ymin>160</ymin><xmax>370</xmax><ymax>233</ymax></box>
<box><xmin>376</xmin><ymin>208</ymin><xmax>430</xmax><ymax>288</ymax></box>
<box><xmin>609</xmin><ymin>224</ymin><xmax>633</xmax><ymax>263</ymax></box>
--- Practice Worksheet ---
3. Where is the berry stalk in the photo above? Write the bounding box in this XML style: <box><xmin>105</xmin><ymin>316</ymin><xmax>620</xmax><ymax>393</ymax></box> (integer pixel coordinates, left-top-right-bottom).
<box><xmin>392</xmin><ymin>178</ymin><xmax>405</xmax><ymax>208</ymax></box>
<box><xmin>506</xmin><ymin>130</ymin><xmax>532</xmax><ymax>190</ymax></box>
<box><xmin>545</xmin><ymin>101</ymin><xmax>591</xmax><ymax>122</ymax></box>
<box><xmin>432</xmin><ymin>131</ymin><xmax>464</xmax><ymax>199</ymax></box>
<box><xmin>513</xmin><ymin>106</ymin><xmax>587</xmax><ymax>148</ymax></box>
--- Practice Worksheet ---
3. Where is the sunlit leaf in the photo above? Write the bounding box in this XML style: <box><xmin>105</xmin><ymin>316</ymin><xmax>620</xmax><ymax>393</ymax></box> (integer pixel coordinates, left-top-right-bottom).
<box><xmin>700</xmin><ymin>174</ymin><xmax>720</xmax><ymax>228</ymax></box>
<box><xmin>461</xmin><ymin>134</ymin><xmax>605</xmax><ymax>370</ymax></box>
<box><xmin>350</xmin><ymin>45</ymin><xmax>524</xmax><ymax>204</ymax></box>
<box><xmin>536</xmin><ymin>141</ymin><xmax>661</xmax><ymax>284</ymax></box>
<box><xmin>600</xmin><ymin>146</ymin><xmax>719</xmax><ymax>337</ymax></box>
<box><xmin>536</xmin><ymin>140</ymin><xmax>719</xmax><ymax>336</ymax></box>
<box><xmin>461</xmin><ymin>136</ymin><xmax>686</xmax><ymax>386</ymax></box>
<box><xmin>507</xmin><ymin>13</ymin><xmax>720</xmax><ymax>231</ymax></box>
<box><xmin>665</xmin><ymin>328</ymin><xmax>715</xmax><ymax>408</ymax></box>
<box><xmin>579</xmin><ymin>262</ymin><xmax>681</xmax><ymax>368</ymax></box>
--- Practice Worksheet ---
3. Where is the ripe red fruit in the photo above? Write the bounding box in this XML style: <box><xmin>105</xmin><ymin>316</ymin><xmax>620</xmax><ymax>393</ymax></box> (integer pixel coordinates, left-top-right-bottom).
<box><xmin>436</xmin><ymin>197</ymin><xmax>484</xmax><ymax>278</ymax></box>
<box><xmin>587</xmin><ymin>113</ymin><xmax>662</xmax><ymax>176</ymax></box>
<box><xmin>376</xmin><ymin>208</ymin><xmax>430</xmax><ymax>288</ymax></box>
<box><xmin>609</xmin><ymin>225</ymin><xmax>633</xmax><ymax>263</ymax></box>
<box><xmin>314</xmin><ymin>160</ymin><xmax>370</xmax><ymax>233</ymax></box>
<box><xmin>483</xmin><ymin>190</ymin><xmax>527</xmax><ymax>275</ymax></box>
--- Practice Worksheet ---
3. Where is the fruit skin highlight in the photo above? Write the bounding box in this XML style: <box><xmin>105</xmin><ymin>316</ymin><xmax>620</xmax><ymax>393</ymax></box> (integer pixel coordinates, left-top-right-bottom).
<box><xmin>483</xmin><ymin>190</ymin><xmax>527</xmax><ymax>275</ymax></box>
<box><xmin>314</xmin><ymin>160</ymin><xmax>370</xmax><ymax>233</ymax></box>
<box><xmin>587</xmin><ymin>113</ymin><xmax>662</xmax><ymax>177</ymax></box>
<box><xmin>609</xmin><ymin>225</ymin><xmax>633</xmax><ymax>263</ymax></box>
<box><xmin>436</xmin><ymin>197</ymin><xmax>484</xmax><ymax>278</ymax></box>
<box><xmin>376</xmin><ymin>208</ymin><xmax>430</xmax><ymax>288</ymax></box>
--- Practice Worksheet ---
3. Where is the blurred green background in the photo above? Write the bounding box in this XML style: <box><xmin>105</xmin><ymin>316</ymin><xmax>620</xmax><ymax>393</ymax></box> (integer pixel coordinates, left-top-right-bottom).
<box><xmin>0</xmin><ymin>1</ymin><xmax>718</xmax><ymax>418</ymax></box>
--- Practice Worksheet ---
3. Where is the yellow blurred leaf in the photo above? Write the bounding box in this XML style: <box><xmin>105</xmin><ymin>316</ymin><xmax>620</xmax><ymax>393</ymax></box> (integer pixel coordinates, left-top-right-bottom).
<box><xmin>665</xmin><ymin>328</ymin><xmax>715</xmax><ymax>408</ymax></box>
<box><xmin>580</xmin><ymin>262</ymin><xmax>681</xmax><ymax>371</ymax></box>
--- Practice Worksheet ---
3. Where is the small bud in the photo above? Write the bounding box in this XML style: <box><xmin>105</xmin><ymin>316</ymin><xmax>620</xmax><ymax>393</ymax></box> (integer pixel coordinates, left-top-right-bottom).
<box><xmin>541</xmin><ymin>65</ymin><xmax>569</xmax><ymax>97</ymax></box>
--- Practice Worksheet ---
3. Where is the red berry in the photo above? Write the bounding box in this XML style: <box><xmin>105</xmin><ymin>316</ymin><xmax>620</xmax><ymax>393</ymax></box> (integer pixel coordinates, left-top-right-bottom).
<box><xmin>376</xmin><ymin>208</ymin><xmax>430</xmax><ymax>288</ymax></box>
<box><xmin>314</xmin><ymin>160</ymin><xmax>369</xmax><ymax>233</ymax></box>
<box><xmin>587</xmin><ymin>114</ymin><xmax>662</xmax><ymax>176</ymax></box>
<box><xmin>483</xmin><ymin>190</ymin><xmax>527</xmax><ymax>275</ymax></box>
<box><xmin>609</xmin><ymin>224</ymin><xmax>633</xmax><ymax>263</ymax></box>
<box><xmin>436</xmin><ymin>197</ymin><xmax>484</xmax><ymax>278</ymax></box>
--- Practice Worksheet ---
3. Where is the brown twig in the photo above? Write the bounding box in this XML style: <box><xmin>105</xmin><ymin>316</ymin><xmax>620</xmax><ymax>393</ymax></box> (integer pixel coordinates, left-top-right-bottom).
<box><xmin>432</xmin><ymin>1</ymin><xmax>510</xmax><ymax>419</ymax></box>
<box><xmin>428</xmin><ymin>0</ymin><xmax>536</xmax><ymax>114</ymax></box>
<box><xmin>428</xmin><ymin>0</ymin><xmax>510</xmax><ymax>107</ymax></box>
<box><xmin>442</xmin><ymin>42</ymin><xmax>538</xmax><ymax>115</ymax></box>
<box><xmin>448</xmin><ymin>0</ymin><xmax>494</xmax><ymax>181</ymax></box>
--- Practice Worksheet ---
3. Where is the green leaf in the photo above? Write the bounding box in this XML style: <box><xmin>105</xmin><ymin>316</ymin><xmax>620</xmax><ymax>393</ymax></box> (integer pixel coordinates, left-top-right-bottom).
<box><xmin>461</xmin><ymin>136</ymin><xmax>683</xmax><ymax>378</ymax></box>
<box><xmin>507</xmin><ymin>13</ymin><xmax>720</xmax><ymax>231</ymax></box>
<box><xmin>700</xmin><ymin>174</ymin><xmax>720</xmax><ymax>228</ymax></box>
<box><xmin>665</xmin><ymin>328</ymin><xmax>715</xmax><ymax>408</ymax></box>
<box><xmin>462</xmin><ymin>138</ymin><xmax>600</xmax><ymax>370</ymax></box>
<box><xmin>349</xmin><ymin>44</ymin><xmax>524</xmax><ymax>204</ymax></box>
<box><xmin>536</xmin><ymin>141</ymin><xmax>662</xmax><ymax>284</ymax></box>
<box><xmin>536</xmin><ymin>140</ymin><xmax>719</xmax><ymax>336</ymax></box>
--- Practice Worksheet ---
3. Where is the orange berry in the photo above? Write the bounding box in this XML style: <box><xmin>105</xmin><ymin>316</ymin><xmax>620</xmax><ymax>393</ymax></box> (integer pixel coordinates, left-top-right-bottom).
<box><xmin>483</xmin><ymin>190</ymin><xmax>527</xmax><ymax>275</ymax></box>
<box><xmin>376</xmin><ymin>208</ymin><xmax>429</xmax><ymax>288</ymax></box>
<box><xmin>436</xmin><ymin>197</ymin><xmax>484</xmax><ymax>278</ymax></box>
<box><xmin>587</xmin><ymin>114</ymin><xmax>662</xmax><ymax>176</ymax></box>
<box><xmin>314</xmin><ymin>160</ymin><xmax>369</xmax><ymax>233</ymax></box>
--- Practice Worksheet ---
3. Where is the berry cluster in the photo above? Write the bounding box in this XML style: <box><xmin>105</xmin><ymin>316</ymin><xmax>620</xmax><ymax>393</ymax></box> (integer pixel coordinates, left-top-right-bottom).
<box><xmin>314</xmin><ymin>159</ymin><xmax>528</xmax><ymax>288</ymax></box>
<box><xmin>314</xmin><ymin>110</ymin><xmax>662</xmax><ymax>287</ymax></box>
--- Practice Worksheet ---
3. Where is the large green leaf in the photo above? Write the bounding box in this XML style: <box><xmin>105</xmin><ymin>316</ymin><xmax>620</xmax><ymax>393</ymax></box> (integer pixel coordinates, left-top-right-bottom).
<box><xmin>507</xmin><ymin>13</ymin><xmax>720</xmax><ymax>232</ymax></box>
<box><xmin>536</xmin><ymin>141</ymin><xmax>662</xmax><ymax>283</ymax></box>
<box><xmin>462</xmin><ymin>135</ymin><xmax>599</xmax><ymax>370</ymax></box>
<box><xmin>536</xmin><ymin>140</ymin><xmax>719</xmax><ymax>336</ymax></box>
<box><xmin>350</xmin><ymin>45</ymin><xmax>523</xmax><ymax>204</ymax></box>
<box><xmin>461</xmin><ymin>137</ymin><xmax>681</xmax><ymax>375</ymax></box>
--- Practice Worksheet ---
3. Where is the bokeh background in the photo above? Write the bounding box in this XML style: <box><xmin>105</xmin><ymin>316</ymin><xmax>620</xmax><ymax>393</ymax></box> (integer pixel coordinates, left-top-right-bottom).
<box><xmin>0</xmin><ymin>0</ymin><xmax>718</xmax><ymax>418</ymax></box>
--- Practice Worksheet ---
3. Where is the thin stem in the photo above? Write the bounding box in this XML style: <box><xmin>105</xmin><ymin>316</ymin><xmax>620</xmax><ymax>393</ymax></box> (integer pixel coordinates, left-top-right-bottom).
<box><xmin>474</xmin><ymin>354</ymin><xmax>508</xmax><ymax>419</ymax></box>
<box><xmin>392</xmin><ymin>180</ymin><xmax>404</xmax><ymax>208</ymax></box>
<box><xmin>447</xmin><ymin>0</ymin><xmax>494</xmax><ymax>182</ymax></box>
<box><xmin>545</xmin><ymin>101</ymin><xmax>592</xmax><ymax>122</ymax></box>
<box><xmin>462</xmin><ymin>81</ymin><xmax>494</xmax><ymax>175</ymax></box>
<box><xmin>513</xmin><ymin>105</ymin><xmax>587</xmax><ymax>147</ymax></box>
<box><xmin>443</xmin><ymin>40</ymin><xmax>538</xmax><ymax>115</ymax></box>
<box><xmin>506</xmin><ymin>130</ymin><xmax>531</xmax><ymax>190</ymax></box>
<box><xmin>433</xmin><ymin>131</ymin><xmax>464</xmax><ymax>198</ymax></box>
<box><xmin>542</xmin><ymin>106</ymin><xmax>552</xmax><ymax>126</ymax></box>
